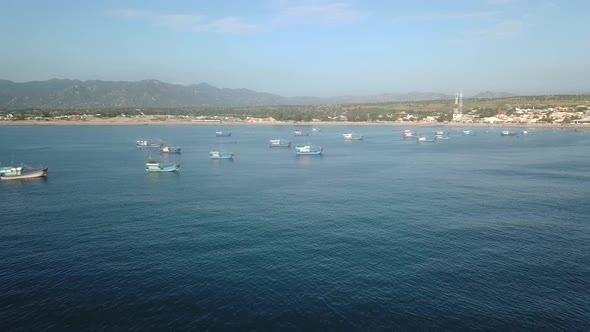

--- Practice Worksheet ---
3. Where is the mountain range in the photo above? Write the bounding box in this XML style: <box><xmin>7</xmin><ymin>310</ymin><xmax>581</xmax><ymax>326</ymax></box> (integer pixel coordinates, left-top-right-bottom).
<box><xmin>0</xmin><ymin>78</ymin><xmax>516</xmax><ymax>109</ymax></box>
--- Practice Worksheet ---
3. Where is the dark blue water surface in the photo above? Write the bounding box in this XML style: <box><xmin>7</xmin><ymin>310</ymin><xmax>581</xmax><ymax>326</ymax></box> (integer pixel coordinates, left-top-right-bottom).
<box><xmin>1</xmin><ymin>125</ymin><xmax>589</xmax><ymax>331</ymax></box>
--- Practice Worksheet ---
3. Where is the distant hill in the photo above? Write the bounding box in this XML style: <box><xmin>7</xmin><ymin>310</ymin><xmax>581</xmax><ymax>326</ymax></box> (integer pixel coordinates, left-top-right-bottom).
<box><xmin>472</xmin><ymin>90</ymin><xmax>515</xmax><ymax>99</ymax></box>
<box><xmin>0</xmin><ymin>79</ymin><xmax>286</xmax><ymax>109</ymax></box>
<box><xmin>0</xmin><ymin>78</ymin><xmax>459</xmax><ymax>109</ymax></box>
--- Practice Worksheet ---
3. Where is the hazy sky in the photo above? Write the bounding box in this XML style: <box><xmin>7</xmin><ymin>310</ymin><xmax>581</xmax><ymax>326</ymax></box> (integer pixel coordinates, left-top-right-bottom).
<box><xmin>1</xmin><ymin>0</ymin><xmax>589</xmax><ymax>96</ymax></box>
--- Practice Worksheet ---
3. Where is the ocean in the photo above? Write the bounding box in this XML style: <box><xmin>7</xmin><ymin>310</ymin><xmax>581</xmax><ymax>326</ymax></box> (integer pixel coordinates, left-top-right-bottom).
<box><xmin>1</xmin><ymin>125</ymin><xmax>589</xmax><ymax>331</ymax></box>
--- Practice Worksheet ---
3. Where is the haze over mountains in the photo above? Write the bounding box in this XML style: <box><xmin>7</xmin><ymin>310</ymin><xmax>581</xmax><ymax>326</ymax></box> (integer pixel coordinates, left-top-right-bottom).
<box><xmin>0</xmin><ymin>78</ymin><xmax>548</xmax><ymax>110</ymax></box>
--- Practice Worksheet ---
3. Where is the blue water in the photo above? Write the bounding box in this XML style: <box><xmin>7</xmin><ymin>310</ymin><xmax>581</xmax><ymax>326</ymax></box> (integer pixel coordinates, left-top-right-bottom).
<box><xmin>1</xmin><ymin>125</ymin><xmax>589</xmax><ymax>331</ymax></box>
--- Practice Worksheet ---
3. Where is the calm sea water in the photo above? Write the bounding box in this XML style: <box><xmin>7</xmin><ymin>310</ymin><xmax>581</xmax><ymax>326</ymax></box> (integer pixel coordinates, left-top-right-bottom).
<box><xmin>1</xmin><ymin>125</ymin><xmax>589</xmax><ymax>331</ymax></box>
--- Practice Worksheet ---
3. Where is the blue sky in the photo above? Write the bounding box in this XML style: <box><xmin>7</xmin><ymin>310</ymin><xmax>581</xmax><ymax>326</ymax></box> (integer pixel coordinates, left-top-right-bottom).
<box><xmin>1</xmin><ymin>0</ymin><xmax>589</xmax><ymax>96</ymax></box>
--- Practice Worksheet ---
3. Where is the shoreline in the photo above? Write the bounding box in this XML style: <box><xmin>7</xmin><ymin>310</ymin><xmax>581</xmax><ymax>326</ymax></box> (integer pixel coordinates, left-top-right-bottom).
<box><xmin>0</xmin><ymin>119</ymin><xmax>587</xmax><ymax>129</ymax></box>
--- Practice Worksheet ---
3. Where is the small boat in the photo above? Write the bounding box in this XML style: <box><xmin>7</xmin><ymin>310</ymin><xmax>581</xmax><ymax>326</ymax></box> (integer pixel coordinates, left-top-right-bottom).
<box><xmin>216</xmin><ymin>131</ymin><xmax>231</xmax><ymax>137</ymax></box>
<box><xmin>312</xmin><ymin>128</ymin><xmax>321</xmax><ymax>132</ymax></box>
<box><xmin>522</xmin><ymin>130</ymin><xmax>530</xmax><ymax>135</ymax></box>
<box><xmin>145</xmin><ymin>160</ymin><xmax>180</xmax><ymax>172</ymax></box>
<box><xmin>434</xmin><ymin>131</ymin><xmax>450</xmax><ymax>140</ymax></box>
<box><xmin>403</xmin><ymin>129</ymin><xmax>414</xmax><ymax>138</ymax></box>
<box><xmin>160</xmin><ymin>145</ymin><xmax>181</xmax><ymax>153</ymax></box>
<box><xmin>295</xmin><ymin>144</ymin><xmax>323</xmax><ymax>155</ymax></box>
<box><xmin>0</xmin><ymin>163</ymin><xmax>48</xmax><ymax>180</ymax></box>
<box><xmin>210</xmin><ymin>150</ymin><xmax>234</xmax><ymax>159</ymax></box>
<box><xmin>294</xmin><ymin>130</ymin><xmax>309</xmax><ymax>137</ymax></box>
<box><xmin>501</xmin><ymin>130</ymin><xmax>517</xmax><ymax>136</ymax></box>
<box><xmin>417</xmin><ymin>136</ymin><xmax>435</xmax><ymax>143</ymax></box>
<box><xmin>343</xmin><ymin>133</ymin><xmax>364</xmax><ymax>140</ymax></box>
<box><xmin>462</xmin><ymin>130</ymin><xmax>472</xmax><ymax>136</ymax></box>
<box><xmin>269</xmin><ymin>139</ymin><xmax>291</xmax><ymax>147</ymax></box>
<box><xmin>136</xmin><ymin>139</ymin><xmax>162</xmax><ymax>148</ymax></box>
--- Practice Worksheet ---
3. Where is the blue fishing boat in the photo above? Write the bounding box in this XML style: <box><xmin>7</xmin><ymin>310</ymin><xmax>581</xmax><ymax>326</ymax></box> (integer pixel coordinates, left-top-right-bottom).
<box><xmin>210</xmin><ymin>150</ymin><xmax>234</xmax><ymax>159</ymax></box>
<box><xmin>269</xmin><ymin>139</ymin><xmax>291</xmax><ymax>147</ymax></box>
<box><xmin>343</xmin><ymin>133</ymin><xmax>364</xmax><ymax>140</ymax></box>
<box><xmin>136</xmin><ymin>139</ymin><xmax>162</xmax><ymax>149</ymax></box>
<box><xmin>295</xmin><ymin>144</ymin><xmax>323</xmax><ymax>155</ymax></box>
<box><xmin>0</xmin><ymin>163</ymin><xmax>48</xmax><ymax>180</ymax></box>
<box><xmin>160</xmin><ymin>145</ymin><xmax>181</xmax><ymax>153</ymax></box>
<box><xmin>216</xmin><ymin>131</ymin><xmax>231</xmax><ymax>137</ymax></box>
<box><xmin>145</xmin><ymin>160</ymin><xmax>180</xmax><ymax>172</ymax></box>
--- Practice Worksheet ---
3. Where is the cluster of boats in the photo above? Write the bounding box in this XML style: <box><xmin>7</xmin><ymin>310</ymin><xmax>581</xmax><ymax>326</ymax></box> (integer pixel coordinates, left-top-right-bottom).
<box><xmin>403</xmin><ymin>129</ymin><xmax>450</xmax><ymax>142</ymax></box>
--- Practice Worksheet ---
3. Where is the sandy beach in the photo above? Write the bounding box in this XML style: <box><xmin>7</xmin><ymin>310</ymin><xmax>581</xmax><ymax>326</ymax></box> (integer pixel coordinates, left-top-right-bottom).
<box><xmin>1</xmin><ymin>118</ymin><xmax>588</xmax><ymax>129</ymax></box>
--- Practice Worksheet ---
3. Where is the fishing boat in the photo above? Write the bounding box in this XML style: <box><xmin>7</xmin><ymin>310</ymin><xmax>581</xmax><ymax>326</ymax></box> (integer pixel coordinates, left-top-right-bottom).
<box><xmin>210</xmin><ymin>150</ymin><xmax>234</xmax><ymax>159</ymax></box>
<box><xmin>160</xmin><ymin>145</ymin><xmax>181</xmax><ymax>153</ymax></box>
<box><xmin>269</xmin><ymin>139</ymin><xmax>291</xmax><ymax>147</ymax></box>
<box><xmin>294</xmin><ymin>130</ymin><xmax>309</xmax><ymax>137</ymax></box>
<box><xmin>312</xmin><ymin>128</ymin><xmax>321</xmax><ymax>132</ymax></box>
<box><xmin>403</xmin><ymin>129</ymin><xmax>414</xmax><ymax>138</ymax></box>
<box><xmin>136</xmin><ymin>139</ymin><xmax>162</xmax><ymax>148</ymax></box>
<box><xmin>295</xmin><ymin>144</ymin><xmax>323</xmax><ymax>155</ymax></box>
<box><xmin>343</xmin><ymin>133</ymin><xmax>364</xmax><ymax>140</ymax></box>
<box><xmin>215</xmin><ymin>131</ymin><xmax>231</xmax><ymax>137</ymax></box>
<box><xmin>462</xmin><ymin>130</ymin><xmax>474</xmax><ymax>136</ymax></box>
<box><xmin>501</xmin><ymin>130</ymin><xmax>517</xmax><ymax>136</ymax></box>
<box><xmin>417</xmin><ymin>136</ymin><xmax>435</xmax><ymax>143</ymax></box>
<box><xmin>434</xmin><ymin>131</ymin><xmax>450</xmax><ymax>140</ymax></box>
<box><xmin>0</xmin><ymin>163</ymin><xmax>48</xmax><ymax>180</ymax></box>
<box><xmin>145</xmin><ymin>160</ymin><xmax>180</xmax><ymax>172</ymax></box>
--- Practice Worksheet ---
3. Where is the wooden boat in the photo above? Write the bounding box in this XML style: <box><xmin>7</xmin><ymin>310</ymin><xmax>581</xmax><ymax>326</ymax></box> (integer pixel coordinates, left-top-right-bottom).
<box><xmin>501</xmin><ymin>130</ymin><xmax>517</xmax><ymax>136</ymax></box>
<box><xmin>269</xmin><ymin>139</ymin><xmax>291</xmax><ymax>147</ymax></box>
<box><xmin>210</xmin><ymin>150</ymin><xmax>234</xmax><ymax>159</ymax></box>
<box><xmin>295</xmin><ymin>144</ymin><xmax>323</xmax><ymax>155</ymax></box>
<box><xmin>403</xmin><ymin>129</ymin><xmax>414</xmax><ymax>138</ymax></box>
<box><xmin>343</xmin><ymin>133</ymin><xmax>364</xmax><ymax>140</ymax></box>
<box><xmin>160</xmin><ymin>145</ymin><xmax>181</xmax><ymax>153</ymax></box>
<box><xmin>417</xmin><ymin>136</ymin><xmax>435</xmax><ymax>143</ymax></box>
<box><xmin>294</xmin><ymin>130</ymin><xmax>309</xmax><ymax>137</ymax></box>
<box><xmin>145</xmin><ymin>160</ymin><xmax>180</xmax><ymax>172</ymax></box>
<box><xmin>0</xmin><ymin>164</ymin><xmax>48</xmax><ymax>180</ymax></box>
<box><xmin>136</xmin><ymin>139</ymin><xmax>162</xmax><ymax>148</ymax></box>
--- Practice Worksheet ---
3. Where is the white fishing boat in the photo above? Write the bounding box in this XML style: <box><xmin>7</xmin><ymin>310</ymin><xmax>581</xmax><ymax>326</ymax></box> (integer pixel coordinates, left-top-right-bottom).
<box><xmin>0</xmin><ymin>163</ymin><xmax>48</xmax><ymax>180</ymax></box>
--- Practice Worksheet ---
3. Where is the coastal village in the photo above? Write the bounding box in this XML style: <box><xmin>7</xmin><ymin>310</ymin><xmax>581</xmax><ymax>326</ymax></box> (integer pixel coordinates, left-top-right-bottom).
<box><xmin>2</xmin><ymin>99</ymin><xmax>590</xmax><ymax>126</ymax></box>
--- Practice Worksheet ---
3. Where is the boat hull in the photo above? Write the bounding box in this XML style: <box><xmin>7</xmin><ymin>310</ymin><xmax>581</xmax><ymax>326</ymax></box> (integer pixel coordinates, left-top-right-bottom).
<box><xmin>146</xmin><ymin>164</ymin><xmax>180</xmax><ymax>172</ymax></box>
<box><xmin>161</xmin><ymin>146</ymin><xmax>181</xmax><ymax>153</ymax></box>
<box><xmin>269</xmin><ymin>140</ymin><xmax>291</xmax><ymax>147</ymax></box>
<box><xmin>0</xmin><ymin>168</ymin><xmax>48</xmax><ymax>180</ymax></box>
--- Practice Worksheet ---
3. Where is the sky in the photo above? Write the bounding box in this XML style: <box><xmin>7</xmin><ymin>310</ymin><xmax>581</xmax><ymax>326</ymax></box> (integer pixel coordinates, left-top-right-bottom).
<box><xmin>1</xmin><ymin>0</ymin><xmax>589</xmax><ymax>97</ymax></box>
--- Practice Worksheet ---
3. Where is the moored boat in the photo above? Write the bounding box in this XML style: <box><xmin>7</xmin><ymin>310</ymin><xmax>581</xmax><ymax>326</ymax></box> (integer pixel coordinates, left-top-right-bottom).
<box><xmin>216</xmin><ymin>131</ymin><xmax>231</xmax><ymax>137</ymax></box>
<box><xmin>160</xmin><ymin>145</ymin><xmax>181</xmax><ymax>153</ymax></box>
<box><xmin>434</xmin><ymin>131</ymin><xmax>450</xmax><ymax>140</ymax></box>
<box><xmin>403</xmin><ymin>129</ymin><xmax>414</xmax><ymax>138</ymax></box>
<box><xmin>136</xmin><ymin>139</ymin><xmax>162</xmax><ymax>148</ymax></box>
<box><xmin>295</xmin><ymin>144</ymin><xmax>323</xmax><ymax>155</ymax></box>
<box><xmin>0</xmin><ymin>164</ymin><xmax>48</xmax><ymax>180</ymax></box>
<box><xmin>417</xmin><ymin>136</ymin><xmax>435</xmax><ymax>143</ymax></box>
<box><xmin>343</xmin><ymin>133</ymin><xmax>364</xmax><ymax>140</ymax></box>
<box><xmin>269</xmin><ymin>139</ymin><xmax>291</xmax><ymax>147</ymax></box>
<box><xmin>210</xmin><ymin>150</ymin><xmax>234</xmax><ymax>159</ymax></box>
<box><xmin>501</xmin><ymin>130</ymin><xmax>517</xmax><ymax>136</ymax></box>
<box><xmin>145</xmin><ymin>160</ymin><xmax>180</xmax><ymax>172</ymax></box>
<box><xmin>462</xmin><ymin>130</ymin><xmax>473</xmax><ymax>136</ymax></box>
<box><xmin>294</xmin><ymin>130</ymin><xmax>309</xmax><ymax>137</ymax></box>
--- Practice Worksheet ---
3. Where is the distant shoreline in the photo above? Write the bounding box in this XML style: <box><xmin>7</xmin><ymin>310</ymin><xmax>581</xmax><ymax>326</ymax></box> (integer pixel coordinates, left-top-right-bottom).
<box><xmin>0</xmin><ymin>119</ymin><xmax>587</xmax><ymax>129</ymax></box>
